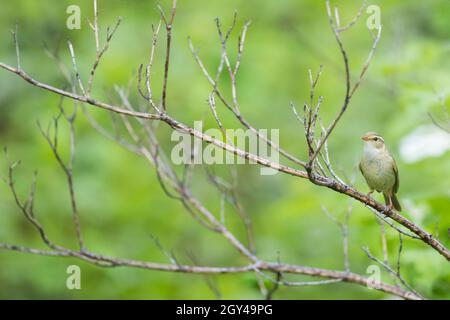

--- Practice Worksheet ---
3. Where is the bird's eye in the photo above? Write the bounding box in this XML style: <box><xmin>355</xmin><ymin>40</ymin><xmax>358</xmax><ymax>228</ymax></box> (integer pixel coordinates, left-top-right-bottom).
<box><xmin>373</xmin><ymin>137</ymin><xmax>378</xmax><ymax>141</ymax></box>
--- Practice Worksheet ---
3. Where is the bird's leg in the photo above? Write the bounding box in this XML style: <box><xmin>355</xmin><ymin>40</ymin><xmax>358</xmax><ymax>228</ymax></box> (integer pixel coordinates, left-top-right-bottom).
<box><xmin>367</xmin><ymin>189</ymin><xmax>374</xmax><ymax>198</ymax></box>
<box><xmin>388</xmin><ymin>195</ymin><xmax>394</xmax><ymax>211</ymax></box>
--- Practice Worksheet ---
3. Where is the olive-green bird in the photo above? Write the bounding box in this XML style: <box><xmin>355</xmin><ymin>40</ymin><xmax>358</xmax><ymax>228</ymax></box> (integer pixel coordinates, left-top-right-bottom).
<box><xmin>359</xmin><ymin>132</ymin><xmax>402</xmax><ymax>211</ymax></box>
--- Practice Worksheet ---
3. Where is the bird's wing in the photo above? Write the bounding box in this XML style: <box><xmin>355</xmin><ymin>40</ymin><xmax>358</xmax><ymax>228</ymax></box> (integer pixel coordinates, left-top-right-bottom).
<box><xmin>392</xmin><ymin>157</ymin><xmax>399</xmax><ymax>193</ymax></box>
<box><xmin>359</xmin><ymin>161</ymin><xmax>367</xmax><ymax>180</ymax></box>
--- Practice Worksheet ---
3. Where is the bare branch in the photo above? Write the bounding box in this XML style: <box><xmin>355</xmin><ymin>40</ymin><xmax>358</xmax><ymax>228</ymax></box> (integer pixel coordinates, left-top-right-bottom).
<box><xmin>309</xmin><ymin>1</ymin><xmax>382</xmax><ymax>165</ymax></box>
<box><xmin>1</xmin><ymin>59</ymin><xmax>448</xmax><ymax>260</ymax></box>
<box><xmin>189</xmin><ymin>28</ymin><xmax>308</xmax><ymax>168</ymax></box>
<box><xmin>159</xmin><ymin>0</ymin><xmax>177</xmax><ymax>111</ymax></box>
<box><xmin>3</xmin><ymin>148</ymin><xmax>64</xmax><ymax>252</ymax></box>
<box><xmin>67</xmin><ymin>41</ymin><xmax>86</xmax><ymax>96</ymax></box>
<box><xmin>349</xmin><ymin>25</ymin><xmax>382</xmax><ymax>98</ymax></box>
<box><xmin>0</xmin><ymin>2</ymin><xmax>447</xmax><ymax>302</ymax></box>
<box><xmin>87</xmin><ymin>13</ymin><xmax>122</xmax><ymax>94</ymax></box>
<box><xmin>0</xmin><ymin>240</ymin><xmax>422</xmax><ymax>300</ymax></box>
<box><xmin>336</xmin><ymin>0</ymin><xmax>367</xmax><ymax>32</ymax></box>
<box><xmin>11</xmin><ymin>23</ymin><xmax>21</xmax><ymax>69</ymax></box>
<box><xmin>92</xmin><ymin>0</ymin><xmax>100</xmax><ymax>52</ymax></box>
<box><xmin>363</xmin><ymin>246</ymin><xmax>423</xmax><ymax>299</ymax></box>
<box><xmin>37</xmin><ymin>100</ymin><xmax>85</xmax><ymax>251</ymax></box>
<box><xmin>322</xmin><ymin>204</ymin><xmax>351</xmax><ymax>272</ymax></box>
<box><xmin>377</xmin><ymin>219</ymin><xmax>389</xmax><ymax>265</ymax></box>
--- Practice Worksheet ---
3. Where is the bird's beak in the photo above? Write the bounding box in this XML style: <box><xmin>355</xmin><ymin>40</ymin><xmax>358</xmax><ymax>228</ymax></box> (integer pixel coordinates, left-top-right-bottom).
<box><xmin>361</xmin><ymin>135</ymin><xmax>369</xmax><ymax>141</ymax></box>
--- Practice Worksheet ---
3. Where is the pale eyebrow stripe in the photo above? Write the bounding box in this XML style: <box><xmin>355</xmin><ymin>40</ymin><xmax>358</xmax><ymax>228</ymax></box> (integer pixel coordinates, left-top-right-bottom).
<box><xmin>371</xmin><ymin>135</ymin><xmax>384</xmax><ymax>142</ymax></box>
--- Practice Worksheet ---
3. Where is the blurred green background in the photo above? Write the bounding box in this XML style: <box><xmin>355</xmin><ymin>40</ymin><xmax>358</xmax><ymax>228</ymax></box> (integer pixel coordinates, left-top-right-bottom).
<box><xmin>0</xmin><ymin>0</ymin><xmax>449</xmax><ymax>299</ymax></box>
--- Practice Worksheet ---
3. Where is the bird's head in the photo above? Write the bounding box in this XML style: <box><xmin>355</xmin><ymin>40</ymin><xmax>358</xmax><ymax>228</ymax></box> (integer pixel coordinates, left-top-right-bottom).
<box><xmin>361</xmin><ymin>132</ymin><xmax>385</xmax><ymax>150</ymax></box>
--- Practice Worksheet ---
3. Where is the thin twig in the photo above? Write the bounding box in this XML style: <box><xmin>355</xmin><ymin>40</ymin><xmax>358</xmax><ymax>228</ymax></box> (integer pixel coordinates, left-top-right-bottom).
<box><xmin>11</xmin><ymin>23</ymin><xmax>21</xmax><ymax>69</ymax></box>
<box><xmin>363</xmin><ymin>246</ymin><xmax>423</xmax><ymax>299</ymax></box>
<box><xmin>159</xmin><ymin>0</ymin><xmax>177</xmax><ymax>111</ymax></box>
<box><xmin>336</xmin><ymin>0</ymin><xmax>367</xmax><ymax>32</ymax></box>
<box><xmin>67</xmin><ymin>41</ymin><xmax>87</xmax><ymax>96</ymax></box>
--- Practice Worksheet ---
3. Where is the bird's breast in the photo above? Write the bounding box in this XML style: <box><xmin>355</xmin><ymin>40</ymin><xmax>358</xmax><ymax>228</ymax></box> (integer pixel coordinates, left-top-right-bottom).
<box><xmin>361</xmin><ymin>152</ymin><xmax>395</xmax><ymax>192</ymax></box>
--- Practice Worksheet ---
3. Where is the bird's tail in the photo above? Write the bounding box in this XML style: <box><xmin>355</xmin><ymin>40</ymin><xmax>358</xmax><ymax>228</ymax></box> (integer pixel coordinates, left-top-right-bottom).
<box><xmin>383</xmin><ymin>193</ymin><xmax>402</xmax><ymax>212</ymax></box>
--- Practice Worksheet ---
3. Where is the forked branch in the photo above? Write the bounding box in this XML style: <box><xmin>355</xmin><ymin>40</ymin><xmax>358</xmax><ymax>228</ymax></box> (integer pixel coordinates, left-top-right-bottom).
<box><xmin>0</xmin><ymin>0</ymin><xmax>447</xmax><ymax>301</ymax></box>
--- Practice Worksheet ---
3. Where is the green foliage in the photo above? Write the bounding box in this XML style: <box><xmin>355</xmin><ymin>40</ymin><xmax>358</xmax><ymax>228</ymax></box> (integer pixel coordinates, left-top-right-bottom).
<box><xmin>0</xmin><ymin>0</ymin><xmax>448</xmax><ymax>299</ymax></box>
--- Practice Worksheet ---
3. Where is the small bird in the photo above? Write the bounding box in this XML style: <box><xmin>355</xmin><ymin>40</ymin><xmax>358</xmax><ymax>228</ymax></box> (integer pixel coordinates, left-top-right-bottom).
<box><xmin>359</xmin><ymin>132</ymin><xmax>402</xmax><ymax>211</ymax></box>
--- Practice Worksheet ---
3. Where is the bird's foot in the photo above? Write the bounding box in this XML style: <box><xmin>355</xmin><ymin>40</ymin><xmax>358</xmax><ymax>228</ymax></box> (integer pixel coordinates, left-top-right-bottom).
<box><xmin>380</xmin><ymin>205</ymin><xmax>391</xmax><ymax>216</ymax></box>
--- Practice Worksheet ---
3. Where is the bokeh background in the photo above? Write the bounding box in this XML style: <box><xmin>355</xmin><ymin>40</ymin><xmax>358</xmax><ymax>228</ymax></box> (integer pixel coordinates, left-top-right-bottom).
<box><xmin>0</xmin><ymin>0</ymin><xmax>449</xmax><ymax>299</ymax></box>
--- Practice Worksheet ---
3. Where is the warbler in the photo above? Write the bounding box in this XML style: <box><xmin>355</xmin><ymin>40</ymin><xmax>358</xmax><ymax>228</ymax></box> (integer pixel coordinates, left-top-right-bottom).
<box><xmin>359</xmin><ymin>132</ymin><xmax>402</xmax><ymax>211</ymax></box>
